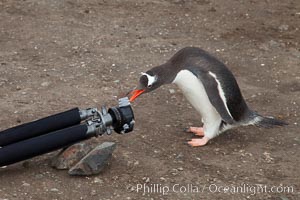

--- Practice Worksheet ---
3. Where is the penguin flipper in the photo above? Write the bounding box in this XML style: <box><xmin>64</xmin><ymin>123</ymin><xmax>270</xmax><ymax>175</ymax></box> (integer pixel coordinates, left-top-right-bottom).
<box><xmin>193</xmin><ymin>70</ymin><xmax>235</xmax><ymax>124</ymax></box>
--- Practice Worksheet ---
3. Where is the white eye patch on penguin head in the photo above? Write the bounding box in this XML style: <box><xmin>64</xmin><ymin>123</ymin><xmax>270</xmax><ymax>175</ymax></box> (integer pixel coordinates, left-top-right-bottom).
<box><xmin>140</xmin><ymin>72</ymin><xmax>157</xmax><ymax>89</ymax></box>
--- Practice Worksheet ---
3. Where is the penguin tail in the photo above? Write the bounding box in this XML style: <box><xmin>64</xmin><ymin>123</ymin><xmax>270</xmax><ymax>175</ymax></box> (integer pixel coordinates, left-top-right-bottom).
<box><xmin>250</xmin><ymin>113</ymin><xmax>288</xmax><ymax>128</ymax></box>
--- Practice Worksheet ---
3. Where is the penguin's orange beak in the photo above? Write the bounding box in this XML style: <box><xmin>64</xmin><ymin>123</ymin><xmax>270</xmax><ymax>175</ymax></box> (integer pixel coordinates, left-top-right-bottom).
<box><xmin>129</xmin><ymin>89</ymin><xmax>145</xmax><ymax>102</ymax></box>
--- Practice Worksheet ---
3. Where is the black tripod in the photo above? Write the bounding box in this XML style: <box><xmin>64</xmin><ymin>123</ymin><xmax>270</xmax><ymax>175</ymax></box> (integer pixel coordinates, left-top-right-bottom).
<box><xmin>0</xmin><ymin>97</ymin><xmax>135</xmax><ymax>167</ymax></box>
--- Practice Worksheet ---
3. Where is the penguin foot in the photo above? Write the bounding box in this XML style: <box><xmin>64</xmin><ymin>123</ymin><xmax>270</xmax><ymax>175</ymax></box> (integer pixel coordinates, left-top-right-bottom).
<box><xmin>186</xmin><ymin>127</ymin><xmax>204</xmax><ymax>136</ymax></box>
<box><xmin>188</xmin><ymin>137</ymin><xmax>209</xmax><ymax>147</ymax></box>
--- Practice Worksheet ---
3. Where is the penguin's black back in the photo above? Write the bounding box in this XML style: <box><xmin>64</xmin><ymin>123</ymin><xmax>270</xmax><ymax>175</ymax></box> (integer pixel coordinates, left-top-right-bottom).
<box><xmin>168</xmin><ymin>47</ymin><xmax>250</xmax><ymax>122</ymax></box>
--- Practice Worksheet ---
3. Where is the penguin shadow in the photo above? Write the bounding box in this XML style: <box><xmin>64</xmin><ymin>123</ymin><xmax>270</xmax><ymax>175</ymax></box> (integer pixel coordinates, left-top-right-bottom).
<box><xmin>215</xmin><ymin>129</ymin><xmax>254</xmax><ymax>147</ymax></box>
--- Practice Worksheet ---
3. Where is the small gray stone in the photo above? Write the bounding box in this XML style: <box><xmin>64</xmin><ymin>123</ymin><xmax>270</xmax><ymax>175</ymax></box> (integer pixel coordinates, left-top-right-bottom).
<box><xmin>22</xmin><ymin>182</ymin><xmax>30</xmax><ymax>187</ymax></box>
<box><xmin>178</xmin><ymin>167</ymin><xmax>184</xmax><ymax>171</ymax></box>
<box><xmin>50</xmin><ymin>188</ymin><xmax>59</xmax><ymax>192</ymax></box>
<box><xmin>278</xmin><ymin>24</ymin><xmax>289</xmax><ymax>31</ymax></box>
<box><xmin>93</xmin><ymin>177</ymin><xmax>104</xmax><ymax>184</ymax></box>
<box><xmin>169</xmin><ymin>89</ymin><xmax>175</xmax><ymax>94</ymax></box>
<box><xmin>41</xmin><ymin>82</ymin><xmax>50</xmax><ymax>87</ymax></box>
<box><xmin>269</xmin><ymin>40</ymin><xmax>280</xmax><ymax>48</ymax></box>
<box><xmin>68</xmin><ymin>142</ymin><xmax>116</xmax><ymax>176</ymax></box>
<box><xmin>91</xmin><ymin>190</ymin><xmax>97</xmax><ymax>196</ymax></box>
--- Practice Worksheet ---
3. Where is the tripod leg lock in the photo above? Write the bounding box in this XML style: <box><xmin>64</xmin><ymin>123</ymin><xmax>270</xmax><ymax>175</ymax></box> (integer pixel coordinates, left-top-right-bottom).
<box><xmin>79</xmin><ymin>108</ymin><xmax>98</xmax><ymax>120</ymax></box>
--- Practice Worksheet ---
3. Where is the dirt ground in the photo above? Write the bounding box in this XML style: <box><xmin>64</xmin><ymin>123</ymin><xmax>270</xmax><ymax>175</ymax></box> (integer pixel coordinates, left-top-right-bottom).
<box><xmin>0</xmin><ymin>0</ymin><xmax>299</xmax><ymax>199</ymax></box>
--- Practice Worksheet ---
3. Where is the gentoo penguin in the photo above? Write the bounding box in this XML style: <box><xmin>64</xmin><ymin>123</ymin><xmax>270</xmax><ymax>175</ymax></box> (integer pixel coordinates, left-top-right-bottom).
<box><xmin>129</xmin><ymin>47</ymin><xmax>287</xmax><ymax>147</ymax></box>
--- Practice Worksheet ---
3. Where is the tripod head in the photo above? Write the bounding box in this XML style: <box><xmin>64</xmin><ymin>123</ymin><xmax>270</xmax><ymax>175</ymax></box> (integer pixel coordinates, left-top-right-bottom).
<box><xmin>82</xmin><ymin>97</ymin><xmax>135</xmax><ymax>136</ymax></box>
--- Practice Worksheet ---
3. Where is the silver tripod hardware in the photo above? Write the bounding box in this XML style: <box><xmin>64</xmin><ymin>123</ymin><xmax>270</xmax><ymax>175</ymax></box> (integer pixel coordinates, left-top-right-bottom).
<box><xmin>86</xmin><ymin>105</ymin><xmax>113</xmax><ymax>136</ymax></box>
<box><xmin>84</xmin><ymin>97</ymin><xmax>135</xmax><ymax>137</ymax></box>
<box><xmin>79</xmin><ymin>107</ymin><xmax>98</xmax><ymax>121</ymax></box>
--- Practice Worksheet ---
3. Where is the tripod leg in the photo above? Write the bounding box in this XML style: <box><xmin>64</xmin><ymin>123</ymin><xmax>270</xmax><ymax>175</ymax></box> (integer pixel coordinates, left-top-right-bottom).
<box><xmin>0</xmin><ymin>108</ymin><xmax>82</xmax><ymax>147</ymax></box>
<box><xmin>0</xmin><ymin>124</ymin><xmax>92</xmax><ymax>167</ymax></box>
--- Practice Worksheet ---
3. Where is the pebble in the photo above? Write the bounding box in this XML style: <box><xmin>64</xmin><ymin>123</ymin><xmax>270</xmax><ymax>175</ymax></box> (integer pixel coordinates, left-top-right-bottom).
<box><xmin>170</xmin><ymin>168</ymin><xmax>178</xmax><ymax>175</ymax></box>
<box><xmin>160</xmin><ymin>177</ymin><xmax>167</xmax><ymax>182</ymax></box>
<box><xmin>154</xmin><ymin>149</ymin><xmax>160</xmax><ymax>153</ymax></box>
<box><xmin>263</xmin><ymin>152</ymin><xmax>274</xmax><ymax>163</ymax></box>
<box><xmin>22</xmin><ymin>182</ymin><xmax>30</xmax><ymax>187</ymax></box>
<box><xmin>177</xmin><ymin>167</ymin><xmax>184</xmax><ymax>171</ymax></box>
<box><xmin>142</xmin><ymin>177</ymin><xmax>150</xmax><ymax>183</ymax></box>
<box><xmin>91</xmin><ymin>190</ymin><xmax>97</xmax><ymax>196</ymax></box>
<box><xmin>41</xmin><ymin>82</ymin><xmax>50</xmax><ymax>87</ymax></box>
<box><xmin>278</xmin><ymin>24</ymin><xmax>289</xmax><ymax>31</ymax></box>
<box><xmin>169</xmin><ymin>89</ymin><xmax>175</xmax><ymax>94</ymax></box>
<box><xmin>50</xmin><ymin>188</ymin><xmax>59</xmax><ymax>192</ymax></box>
<box><xmin>269</xmin><ymin>40</ymin><xmax>280</xmax><ymax>48</ymax></box>
<box><xmin>94</xmin><ymin>177</ymin><xmax>104</xmax><ymax>184</ymax></box>
<box><xmin>175</xmin><ymin>152</ymin><xmax>184</xmax><ymax>159</ymax></box>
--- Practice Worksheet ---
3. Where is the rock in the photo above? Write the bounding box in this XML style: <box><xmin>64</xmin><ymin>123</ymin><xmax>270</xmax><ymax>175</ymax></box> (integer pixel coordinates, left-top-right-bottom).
<box><xmin>177</xmin><ymin>167</ymin><xmax>184</xmax><ymax>171</ymax></box>
<box><xmin>269</xmin><ymin>40</ymin><xmax>280</xmax><ymax>48</ymax></box>
<box><xmin>93</xmin><ymin>177</ymin><xmax>104</xmax><ymax>184</ymax></box>
<box><xmin>278</xmin><ymin>24</ymin><xmax>289</xmax><ymax>31</ymax></box>
<box><xmin>50</xmin><ymin>188</ymin><xmax>59</xmax><ymax>192</ymax></box>
<box><xmin>175</xmin><ymin>152</ymin><xmax>184</xmax><ymax>159</ymax></box>
<box><xmin>41</xmin><ymin>82</ymin><xmax>50</xmax><ymax>87</ymax></box>
<box><xmin>90</xmin><ymin>190</ymin><xmax>97</xmax><ymax>196</ymax></box>
<box><xmin>170</xmin><ymin>168</ymin><xmax>179</xmax><ymax>176</ymax></box>
<box><xmin>22</xmin><ymin>182</ymin><xmax>30</xmax><ymax>187</ymax></box>
<box><xmin>169</xmin><ymin>89</ymin><xmax>175</xmax><ymax>94</ymax></box>
<box><xmin>142</xmin><ymin>177</ymin><xmax>150</xmax><ymax>183</ymax></box>
<box><xmin>51</xmin><ymin>141</ymin><xmax>97</xmax><ymax>169</ymax></box>
<box><xmin>263</xmin><ymin>152</ymin><xmax>274</xmax><ymax>163</ymax></box>
<box><xmin>68</xmin><ymin>142</ymin><xmax>116</xmax><ymax>176</ymax></box>
<box><xmin>258</xmin><ymin>43</ymin><xmax>269</xmax><ymax>51</ymax></box>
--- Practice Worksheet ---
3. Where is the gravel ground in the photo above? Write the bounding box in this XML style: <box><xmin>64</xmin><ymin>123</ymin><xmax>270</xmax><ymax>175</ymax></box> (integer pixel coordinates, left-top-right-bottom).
<box><xmin>0</xmin><ymin>0</ymin><xmax>299</xmax><ymax>199</ymax></box>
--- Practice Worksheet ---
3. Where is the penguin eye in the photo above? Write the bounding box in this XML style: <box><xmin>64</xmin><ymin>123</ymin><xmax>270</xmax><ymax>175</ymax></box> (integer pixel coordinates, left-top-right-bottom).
<box><xmin>147</xmin><ymin>84</ymin><xmax>153</xmax><ymax>88</ymax></box>
<box><xmin>140</xmin><ymin>75</ymin><xmax>148</xmax><ymax>87</ymax></box>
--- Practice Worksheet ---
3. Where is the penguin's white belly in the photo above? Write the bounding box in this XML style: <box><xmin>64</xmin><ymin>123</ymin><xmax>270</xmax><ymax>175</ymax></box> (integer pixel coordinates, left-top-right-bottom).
<box><xmin>173</xmin><ymin>70</ymin><xmax>222</xmax><ymax>137</ymax></box>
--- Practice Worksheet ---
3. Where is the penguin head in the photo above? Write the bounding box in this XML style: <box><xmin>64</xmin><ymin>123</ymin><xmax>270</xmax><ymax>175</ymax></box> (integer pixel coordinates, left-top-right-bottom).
<box><xmin>129</xmin><ymin>71</ymin><xmax>162</xmax><ymax>102</ymax></box>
